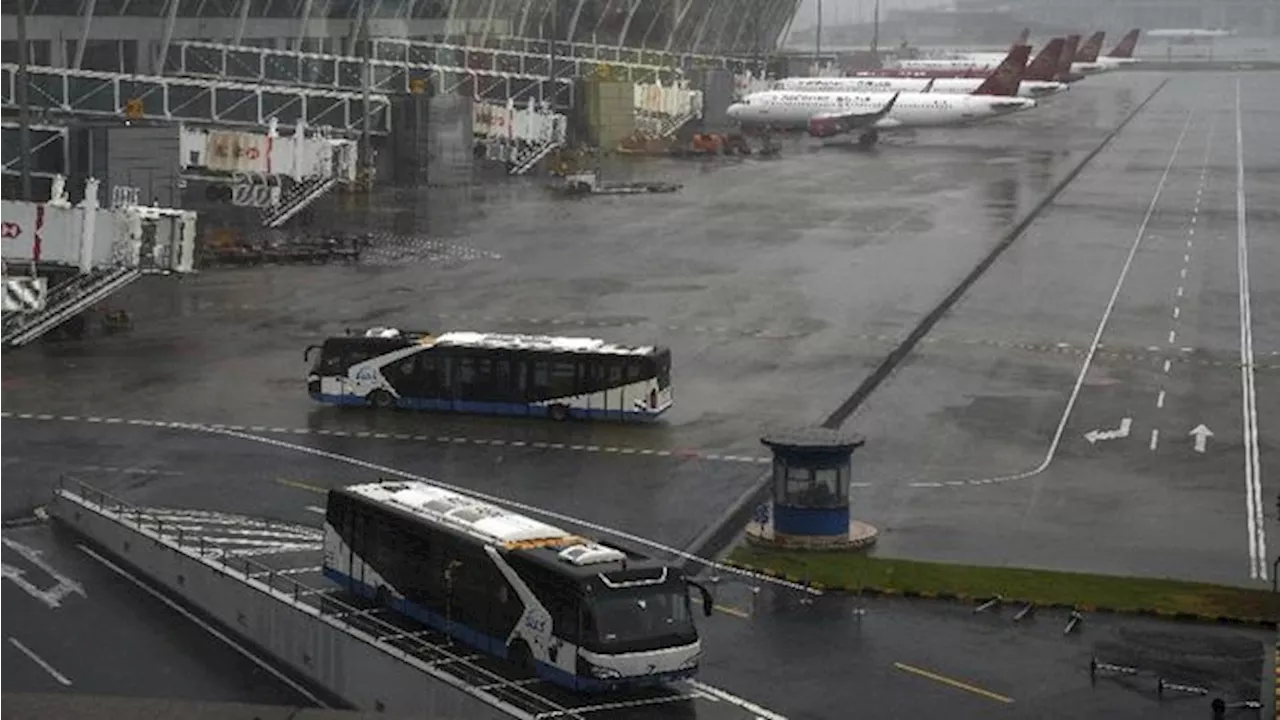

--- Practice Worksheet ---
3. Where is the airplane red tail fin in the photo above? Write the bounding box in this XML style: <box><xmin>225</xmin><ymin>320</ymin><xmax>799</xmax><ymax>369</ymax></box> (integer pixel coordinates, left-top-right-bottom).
<box><xmin>1013</xmin><ymin>28</ymin><xmax>1030</xmax><ymax>47</ymax></box>
<box><xmin>1107</xmin><ymin>29</ymin><xmax>1141</xmax><ymax>58</ymax></box>
<box><xmin>1057</xmin><ymin>34</ymin><xmax>1081</xmax><ymax>78</ymax></box>
<box><xmin>1077</xmin><ymin>31</ymin><xmax>1106</xmax><ymax>62</ymax></box>
<box><xmin>1024</xmin><ymin>38</ymin><xmax>1065</xmax><ymax>81</ymax></box>
<box><xmin>973</xmin><ymin>44</ymin><xmax>1030</xmax><ymax>96</ymax></box>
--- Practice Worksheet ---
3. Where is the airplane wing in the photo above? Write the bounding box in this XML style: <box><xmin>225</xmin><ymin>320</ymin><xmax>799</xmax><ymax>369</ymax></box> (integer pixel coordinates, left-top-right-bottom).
<box><xmin>921</xmin><ymin>78</ymin><xmax>936</xmax><ymax>93</ymax></box>
<box><xmin>809</xmin><ymin>92</ymin><xmax>901</xmax><ymax>136</ymax></box>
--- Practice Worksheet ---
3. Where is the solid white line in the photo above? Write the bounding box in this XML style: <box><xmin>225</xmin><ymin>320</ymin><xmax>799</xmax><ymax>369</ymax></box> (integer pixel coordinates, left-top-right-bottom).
<box><xmin>1156</xmin><ymin>390</ymin><xmax>1166</xmax><ymax>409</ymax></box>
<box><xmin>1234</xmin><ymin>79</ymin><xmax>1266</xmax><ymax>581</ymax></box>
<box><xmin>686</xmin><ymin>679</ymin><xmax>790</xmax><ymax>720</ymax></box>
<box><xmin>1173</xmin><ymin>307</ymin><xmax>1180</xmax><ymax>320</ymax></box>
<box><xmin>1150</xmin><ymin>429</ymin><xmax>1159</xmax><ymax>451</ymax></box>
<box><xmin>977</xmin><ymin>112</ymin><xmax>1195</xmax><ymax>484</ymax></box>
<box><xmin>76</xmin><ymin>544</ymin><xmax>328</xmax><ymax>706</ymax></box>
<box><xmin>8</xmin><ymin>637</ymin><xmax>72</xmax><ymax>686</ymax></box>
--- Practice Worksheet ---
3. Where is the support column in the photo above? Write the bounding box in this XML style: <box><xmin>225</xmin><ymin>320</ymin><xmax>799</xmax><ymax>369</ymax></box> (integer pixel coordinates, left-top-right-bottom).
<box><xmin>234</xmin><ymin>0</ymin><xmax>252</xmax><ymax>45</ymax></box>
<box><xmin>155</xmin><ymin>0</ymin><xmax>181</xmax><ymax>76</ymax></box>
<box><xmin>616</xmin><ymin>0</ymin><xmax>641</xmax><ymax>48</ymax></box>
<box><xmin>663</xmin><ymin>0</ymin><xmax>694</xmax><ymax>53</ymax></box>
<box><xmin>74</xmin><ymin>0</ymin><xmax>98</xmax><ymax>70</ymax></box>
<box><xmin>565</xmin><ymin>0</ymin><xmax>586</xmax><ymax>43</ymax></box>
<box><xmin>294</xmin><ymin>0</ymin><xmax>316</xmax><ymax>51</ymax></box>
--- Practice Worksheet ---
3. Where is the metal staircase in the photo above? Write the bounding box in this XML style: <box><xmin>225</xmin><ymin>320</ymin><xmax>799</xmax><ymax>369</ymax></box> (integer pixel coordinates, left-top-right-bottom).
<box><xmin>2</xmin><ymin>266</ymin><xmax>143</xmax><ymax>348</ymax></box>
<box><xmin>658</xmin><ymin>110</ymin><xmax>699</xmax><ymax>138</ymax></box>
<box><xmin>509</xmin><ymin>141</ymin><xmax>562</xmax><ymax>176</ymax></box>
<box><xmin>260</xmin><ymin>176</ymin><xmax>338</xmax><ymax>228</ymax></box>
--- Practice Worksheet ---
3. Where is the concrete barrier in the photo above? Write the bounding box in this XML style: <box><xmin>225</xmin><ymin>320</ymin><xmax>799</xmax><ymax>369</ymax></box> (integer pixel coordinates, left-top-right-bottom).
<box><xmin>48</xmin><ymin>484</ymin><xmax>520</xmax><ymax>719</ymax></box>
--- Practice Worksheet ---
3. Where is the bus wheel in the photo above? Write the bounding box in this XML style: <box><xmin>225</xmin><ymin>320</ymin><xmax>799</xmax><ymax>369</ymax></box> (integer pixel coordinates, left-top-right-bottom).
<box><xmin>368</xmin><ymin>390</ymin><xmax>396</xmax><ymax>410</ymax></box>
<box><xmin>548</xmin><ymin>404</ymin><xmax>570</xmax><ymax>422</ymax></box>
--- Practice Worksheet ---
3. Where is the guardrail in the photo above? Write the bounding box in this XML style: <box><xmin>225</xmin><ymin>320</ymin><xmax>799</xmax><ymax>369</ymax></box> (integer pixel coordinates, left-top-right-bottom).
<box><xmin>48</xmin><ymin>477</ymin><xmax>582</xmax><ymax>719</ymax></box>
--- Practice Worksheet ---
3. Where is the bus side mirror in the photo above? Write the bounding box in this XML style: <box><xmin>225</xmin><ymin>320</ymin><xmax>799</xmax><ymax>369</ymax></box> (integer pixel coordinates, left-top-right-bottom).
<box><xmin>687</xmin><ymin>579</ymin><xmax>714</xmax><ymax>617</ymax></box>
<box><xmin>305</xmin><ymin>345</ymin><xmax>319</xmax><ymax>362</ymax></box>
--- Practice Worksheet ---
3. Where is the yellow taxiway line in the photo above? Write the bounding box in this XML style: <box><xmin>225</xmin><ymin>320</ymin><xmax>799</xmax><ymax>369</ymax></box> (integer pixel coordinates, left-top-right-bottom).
<box><xmin>893</xmin><ymin>661</ymin><xmax>1014</xmax><ymax>704</ymax></box>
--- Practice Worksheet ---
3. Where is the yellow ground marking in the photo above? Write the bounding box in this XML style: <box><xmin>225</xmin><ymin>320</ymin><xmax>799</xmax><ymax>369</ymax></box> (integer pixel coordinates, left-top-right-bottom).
<box><xmin>893</xmin><ymin>661</ymin><xmax>1015</xmax><ymax>704</ymax></box>
<box><xmin>277</xmin><ymin>478</ymin><xmax>328</xmax><ymax>495</ymax></box>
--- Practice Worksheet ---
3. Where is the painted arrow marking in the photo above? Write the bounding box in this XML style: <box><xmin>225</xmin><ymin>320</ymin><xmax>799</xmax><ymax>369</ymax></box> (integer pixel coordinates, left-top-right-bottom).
<box><xmin>1084</xmin><ymin>417</ymin><xmax>1132</xmax><ymax>444</ymax></box>
<box><xmin>1</xmin><ymin>537</ymin><xmax>86</xmax><ymax>609</ymax></box>
<box><xmin>1188</xmin><ymin>424</ymin><xmax>1214</xmax><ymax>453</ymax></box>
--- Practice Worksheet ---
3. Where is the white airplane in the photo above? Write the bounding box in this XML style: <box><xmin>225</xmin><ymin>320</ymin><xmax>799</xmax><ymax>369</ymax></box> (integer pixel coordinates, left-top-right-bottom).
<box><xmin>776</xmin><ymin>39</ymin><xmax>1068</xmax><ymax>99</ymax></box>
<box><xmin>897</xmin><ymin>30</ymin><xmax>1135</xmax><ymax>77</ymax></box>
<box><xmin>727</xmin><ymin>46</ymin><xmax>1036</xmax><ymax>148</ymax></box>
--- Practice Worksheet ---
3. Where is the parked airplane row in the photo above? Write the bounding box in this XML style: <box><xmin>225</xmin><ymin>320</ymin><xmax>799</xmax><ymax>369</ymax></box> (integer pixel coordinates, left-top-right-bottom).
<box><xmin>726</xmin><ymin>30</ymin><xmax>1141</xmax><ymax>148</ymax></box>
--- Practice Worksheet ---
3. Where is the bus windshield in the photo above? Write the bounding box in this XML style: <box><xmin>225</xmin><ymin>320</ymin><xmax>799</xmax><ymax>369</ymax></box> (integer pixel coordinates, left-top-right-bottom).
<box><xmin>586</xmin><ymin>585</ymin><xmax>695</xmax><ymax>650</ymax></box>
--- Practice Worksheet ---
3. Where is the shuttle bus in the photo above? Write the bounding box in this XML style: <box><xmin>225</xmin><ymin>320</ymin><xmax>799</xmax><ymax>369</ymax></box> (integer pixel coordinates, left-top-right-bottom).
<box><xmin>322</xmin><ymin>480</ymin><xmax>713</xmax><ymax>692</ymax></box>
<box><xmin>306</xmin><ymin>327</ymin><xmax>673</xmax><ymax>421</ymax></box>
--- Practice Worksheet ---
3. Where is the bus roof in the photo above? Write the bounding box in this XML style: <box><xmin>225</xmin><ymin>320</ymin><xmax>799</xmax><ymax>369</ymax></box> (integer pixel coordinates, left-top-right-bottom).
<box><xmin>431</xmin><ymin>331</ymin><xmax>658</xmax><ymax>356</ymax></box>
<box><xmin>342</xmin><ymin>480</ymin><xmax>579</xmax><ymax>548</ymax></box>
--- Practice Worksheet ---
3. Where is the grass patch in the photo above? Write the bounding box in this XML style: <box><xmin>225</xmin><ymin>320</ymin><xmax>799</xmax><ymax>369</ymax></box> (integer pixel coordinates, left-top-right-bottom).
<box><xmin>730</xmin><ymin>546</ymin><xmax>1280</xmax><ymax>623</ymax></box>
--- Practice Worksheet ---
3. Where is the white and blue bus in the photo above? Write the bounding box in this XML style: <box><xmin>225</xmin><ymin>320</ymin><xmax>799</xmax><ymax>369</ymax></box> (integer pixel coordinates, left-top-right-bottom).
<box><xmin>323</xmin><ymin>480</ymin><xmax>713</xmax><ymax>693</ymax></box>
<box><xmin>306</xmin><ymin>327</ymin><xmax>673</xmax><ymax>421</ymax></box>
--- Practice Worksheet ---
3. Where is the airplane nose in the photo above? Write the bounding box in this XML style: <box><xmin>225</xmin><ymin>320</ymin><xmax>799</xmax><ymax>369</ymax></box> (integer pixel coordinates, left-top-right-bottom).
<box><xmin>727</xmin><ymin>103</ymin><xmax>743</xmax><ymax>118</ymax></box>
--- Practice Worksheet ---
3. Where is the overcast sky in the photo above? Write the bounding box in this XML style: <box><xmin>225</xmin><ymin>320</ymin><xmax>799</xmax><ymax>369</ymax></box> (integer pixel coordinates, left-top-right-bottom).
<box><xmin>790</xmin><ymin>0</ymin><xmax>956</xmax><ymax>30</ymax></box>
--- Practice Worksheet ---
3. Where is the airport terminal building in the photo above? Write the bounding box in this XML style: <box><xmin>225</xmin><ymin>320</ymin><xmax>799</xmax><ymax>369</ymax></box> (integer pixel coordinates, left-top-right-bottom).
<box><xmin>2</xmin><ymin>0</ymin><xmax>800</xmax><ymax>73</ymax></box>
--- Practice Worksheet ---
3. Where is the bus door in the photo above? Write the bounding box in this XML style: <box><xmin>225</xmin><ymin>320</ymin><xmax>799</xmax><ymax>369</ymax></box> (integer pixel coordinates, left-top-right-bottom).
<box><xmin>349</xmin><ymin>509</ymin><xmax>368</xmax><ymax>595</ymax></box>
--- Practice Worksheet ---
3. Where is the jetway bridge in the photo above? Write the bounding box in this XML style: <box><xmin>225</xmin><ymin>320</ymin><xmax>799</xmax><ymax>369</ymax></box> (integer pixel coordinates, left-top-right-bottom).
<box><xmin>48</xmin><ymin>478</ymin><xmax>788</xmax><ymax>720</ymax></box>
<box><xmin>1</xmin><ymin>64</ymin><xmax>391</xmax><ymax>135</ymax></box>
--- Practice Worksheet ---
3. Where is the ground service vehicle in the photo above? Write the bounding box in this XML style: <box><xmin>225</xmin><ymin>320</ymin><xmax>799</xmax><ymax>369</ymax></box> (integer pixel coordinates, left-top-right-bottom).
<box><xmin>322</xmin><ymin>480</ymin><xmax>713</xmax><ymax>692</ymax></box>
<box><xmin>306</xmin><ymin>327</ymin><xmax>673</xmax><ymax>421</ymax></box>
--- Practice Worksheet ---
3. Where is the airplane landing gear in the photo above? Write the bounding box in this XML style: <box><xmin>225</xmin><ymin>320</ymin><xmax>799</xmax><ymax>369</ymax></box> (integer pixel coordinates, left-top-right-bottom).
<box><xmin>857</xmin><ymin>130</ymin><xmax>880</xmax><ymax>149</ymax></box>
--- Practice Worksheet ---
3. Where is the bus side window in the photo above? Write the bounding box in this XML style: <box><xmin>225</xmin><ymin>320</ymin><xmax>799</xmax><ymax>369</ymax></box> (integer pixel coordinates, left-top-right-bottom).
<box><xmin>625</xmin><ymin>359</ymin><xmax>644</xmax><ymax>383</ymax></box>
<box><xmin>417</xmin><ymin>353</ymin><xmax>442</xmax><ymax>397</ymax></box>
<box><xmin>532</xmin><ymin>361</ymin><xmax>551</xmax><ymax>396</ymax></box>
<box><xmin>549</xmin><ymin>360</ymin><xmax>576</xmax><ymax>397</ymax></box>
<box><xmin>607</xmin><ymin>361</ymin><xmax>624</xmax><ymax>386</ymax></box>
<box><xmin>455</xmin><ymin>355</ymin><xmax>477</xmax><ymax>397</ymax></box>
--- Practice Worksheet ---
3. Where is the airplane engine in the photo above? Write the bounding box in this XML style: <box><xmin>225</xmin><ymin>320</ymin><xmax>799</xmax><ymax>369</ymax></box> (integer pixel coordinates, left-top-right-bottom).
<box><xmin>807</xmin><ymin>118</ymin><xmax>844</xmax><ymax>138</ymax></box>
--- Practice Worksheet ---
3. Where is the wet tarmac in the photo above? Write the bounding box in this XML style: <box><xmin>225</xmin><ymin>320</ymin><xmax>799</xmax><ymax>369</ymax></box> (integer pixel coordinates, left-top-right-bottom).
<box><xmin>847</xmin><ymin>71</ymin><xmax>1280</xmax><ymax>589</ymax></box>
<box><xmin>3</xmin><ymin>69</ymin><xmax>1278</xmax><ymax>716</ymax></box>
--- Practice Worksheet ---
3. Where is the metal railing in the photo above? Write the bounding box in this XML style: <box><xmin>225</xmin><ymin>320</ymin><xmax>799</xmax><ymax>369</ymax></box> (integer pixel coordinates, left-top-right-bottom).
<box><xmin>51</xmin><ymin>478</ymin><xmax>583</xmax><ymax>720</ymax></box>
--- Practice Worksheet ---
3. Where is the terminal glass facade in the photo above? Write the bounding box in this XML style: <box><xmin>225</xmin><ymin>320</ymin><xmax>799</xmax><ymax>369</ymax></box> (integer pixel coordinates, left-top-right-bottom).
<box><xmin>2</xmin><ymin>0</ymin><xmax>803</xmax><ymax>75</ymax></box>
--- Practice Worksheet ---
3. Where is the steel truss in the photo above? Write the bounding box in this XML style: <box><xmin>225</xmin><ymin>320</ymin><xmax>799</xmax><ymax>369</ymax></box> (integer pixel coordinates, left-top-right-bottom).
<box><xmin>368</xmin><ymin>37</ymin><xmax>687</xmax><ymax>85</ymax></box>
<box><xmin>1</xmin><ymin>123</ymin><xmax>68</xmax><ymax>178</ymax></box>
<box><xmin>167</xmin><ymin>40</ymin><xmax>577</xmax><ymax>108</ymax></box>
<box><xmin>1</xmin><ymin>64</ymin><xmax>391</xmax><ymax>135</ymax></box>
<box><xmin>484</xmin><ymin>34</ymin><xmax>755</xmax><ymax>73</ymax></box>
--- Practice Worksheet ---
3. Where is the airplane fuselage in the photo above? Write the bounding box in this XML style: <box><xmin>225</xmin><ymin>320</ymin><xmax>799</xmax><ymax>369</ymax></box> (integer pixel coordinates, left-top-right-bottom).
<box><xmin>775</xmin><ymin>76</ymin><xmax>1068</xmax><ymax>99</ymax></box>
<box><xmin>896</xmin><ymin>54</ymin><xmax>1133</xmax><ymax>75</ymax></box>
<box><xmin>727</xmin><ymin>90</ymin><xmax>1035</xmax><ymax>132</ymax></box>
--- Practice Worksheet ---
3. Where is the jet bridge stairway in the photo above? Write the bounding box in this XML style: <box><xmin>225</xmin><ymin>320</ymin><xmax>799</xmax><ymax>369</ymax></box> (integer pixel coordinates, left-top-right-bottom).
<box><xmin>1</xmin><ymin>176</ymin><xmax>198</xmax><ymax>348</ymax></box>
<box><xmin>260</xmin><ymin>175</ymin><xmax>338</xmax><ymax>228</ymax></box>
<box><xmin>1</xmin><ymin>266</ymin><xmax>143</xmax><ymax>347</ymax></box>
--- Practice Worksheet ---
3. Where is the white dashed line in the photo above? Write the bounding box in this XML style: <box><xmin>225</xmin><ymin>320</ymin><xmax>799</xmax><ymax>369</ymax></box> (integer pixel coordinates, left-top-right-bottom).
<box><xmin>1173</xmin><ymin>307</ymin><xmax>1180</xmax><ymax>320</ymax></box>
<box><xmin>1157</xmin><ymin>390</ymin><xmax>1166</xmax><ymax>409</ymax></box>
<box><xmin>0</xmin><ymin>412</ymin><xmax>769</xmax><ymax>467</ymax></box>
<box><xmin>1180</xmin><ymin>267</ymin><xmax>1188</xmax><ymax>279</ymax></box>
<box><xmin>1150</xmin><ymin>429</ymin><xmax>1160</xmax><ymax>451</ymax></box>
<box><xmin>1163</xmin><ymin>359</ymin><xmax>1172</xmax><ymax>373</ymax></box>
<box><xmin>1168</xmin><ymin>330</ymin><xmax>1177</xmax><ymax>344</ymax></box>
<box><xmin>1177</xmin><ymin>285</ymin><xmax>1184</xmax><ymax>298</ymax></box>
